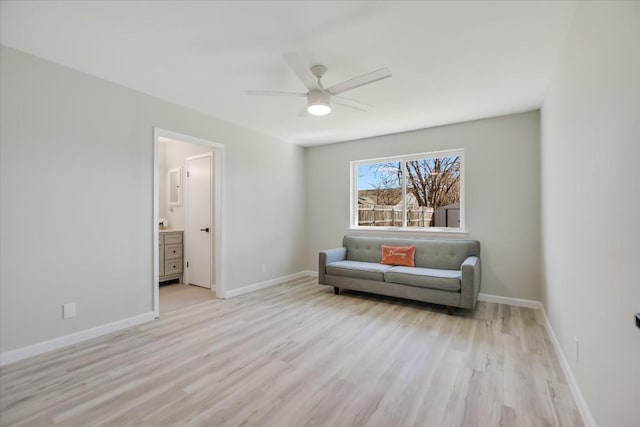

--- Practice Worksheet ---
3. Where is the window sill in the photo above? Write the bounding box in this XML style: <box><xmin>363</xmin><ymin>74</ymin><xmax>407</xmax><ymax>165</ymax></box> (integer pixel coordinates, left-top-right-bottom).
<box><xmin>348</xmin><ymin>227</ymin><xmax>469</xmax><ymax>237</ymax></box>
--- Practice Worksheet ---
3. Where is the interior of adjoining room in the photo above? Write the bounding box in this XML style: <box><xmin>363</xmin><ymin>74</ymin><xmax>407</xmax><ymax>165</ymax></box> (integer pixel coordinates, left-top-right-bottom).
<box><xmin>156</xmin><ymin>134</ymin><xmax>223</xmax><ymax>314</ymax></box>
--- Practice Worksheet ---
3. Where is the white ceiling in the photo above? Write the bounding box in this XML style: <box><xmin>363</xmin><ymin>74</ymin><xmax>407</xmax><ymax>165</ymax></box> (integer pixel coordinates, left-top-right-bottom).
<box><xmin>0</xmin><ymin>1</ymin><xmax>578</xmax><ymax>146</ymax></box>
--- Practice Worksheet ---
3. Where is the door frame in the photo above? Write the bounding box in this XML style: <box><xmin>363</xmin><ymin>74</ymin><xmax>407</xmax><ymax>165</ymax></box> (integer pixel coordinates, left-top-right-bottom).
<box><xmin>184</xmin><ymin>152</ymin><xmax>213</xmax><ymax>289</ymax></box>
<box><xmin>153</xmin><ymin>128</ymin><xmax>226</xmax><ymax>318</ymax></box>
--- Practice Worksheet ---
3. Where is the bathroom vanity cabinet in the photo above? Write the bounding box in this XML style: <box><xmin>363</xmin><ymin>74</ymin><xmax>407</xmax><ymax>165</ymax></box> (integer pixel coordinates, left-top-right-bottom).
<box><xmin>159</xmin><ymin>230</ymin><xmax>183</xmax><ymax>283</ymax></box>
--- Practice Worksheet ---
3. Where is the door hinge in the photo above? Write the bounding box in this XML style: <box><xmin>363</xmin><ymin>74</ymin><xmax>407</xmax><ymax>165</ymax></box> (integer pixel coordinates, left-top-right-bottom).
<box><xmin>186</xmin><ymin>261</ymin><xmax>189</xmax><ymax>268</ymax></box>
<box><xmin>187</xmin><ymin>171</ymin><xmax>190</xmax><ymax>178</ymax></box>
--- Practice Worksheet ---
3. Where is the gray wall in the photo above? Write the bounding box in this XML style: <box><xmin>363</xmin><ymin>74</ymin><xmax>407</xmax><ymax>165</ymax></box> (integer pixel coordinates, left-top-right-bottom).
<box><xmin>0</xmin><ymin>46</ymin><xmax>307</xmax><ymax>353</ymax></box>
<box><xmin>306</xmin><ymin>111</ymin><xmax>541</xmax><ymax>300</ymax></box>
<box><xmin>540</xmin><ymin>2</ymin><xmax>640</xmax><ymax>425</ymax></box>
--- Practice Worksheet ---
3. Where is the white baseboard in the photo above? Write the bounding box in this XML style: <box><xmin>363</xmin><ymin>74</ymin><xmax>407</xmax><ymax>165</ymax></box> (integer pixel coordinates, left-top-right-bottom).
<box><xmin>478</xmin><ymin>293</ymin><xmax>542</xmax><ymax>309</ymax></box>
<box><xmin>540</xmin><ymin>306</ymin><xmax>597</xmax><ymax>427</ymax></box>
<box><xmin>224</xmin><ymin>271</ymin><xmax>316</xmax><ymax>298</ymax></box>
<box><xmin>302</xmin><ymin>270</ymin><xmax>318</xmax><ymax>278</ymax></box>
<box><xmin>0</xmin><ymin>312</ymin><xmax>155</xmax><ymax>366</ymax></box>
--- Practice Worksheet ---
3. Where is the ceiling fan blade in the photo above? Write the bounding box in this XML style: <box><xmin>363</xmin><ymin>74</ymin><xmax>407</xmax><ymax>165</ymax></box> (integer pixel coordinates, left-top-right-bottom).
<box><xmin>326</xmin><ymin>68</ymin><xmax>392</xmax><ymax>95</ymax></box>
<box><xmin>245</xmin><ymin>90</ymin><xmax>306</xmax><ymax>97</ymax></box>
<box><xmin>333</xmin><ymin>95</ymin><xmax>371</xmax><ymax>112</ymax></box>
<box><xmin>283</xmin><ymin>52</ymin><xmax>319</xmax><ymax>91</ymax></box>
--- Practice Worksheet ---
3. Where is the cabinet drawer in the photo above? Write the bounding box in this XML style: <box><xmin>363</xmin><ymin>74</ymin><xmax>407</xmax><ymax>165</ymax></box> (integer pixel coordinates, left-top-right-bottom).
<box><xmin>165</xmin><ymin>244</ymin><xmax>183</xmax><ymax>260</ymax></box>
<box><xmin>164</xmin><ymin>233</ymin><xmax>182</xmax><ymax>245</ymax></box>
<box><xmin>164</xmin><ymin>259</ymin><xmax>183</xmax><ymax>275</ymax></box>
<box><xmin>159</xmin><ymin>251</ymin><xmax>165</xmax><ymax>276</ymax></box>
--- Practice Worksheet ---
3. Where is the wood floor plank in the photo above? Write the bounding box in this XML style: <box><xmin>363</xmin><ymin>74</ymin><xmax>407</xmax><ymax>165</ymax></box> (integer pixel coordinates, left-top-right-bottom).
<box><xmin>0</xmin><ymin>277</ymin><xmax>583</xmax><ymax>427</ymax></box>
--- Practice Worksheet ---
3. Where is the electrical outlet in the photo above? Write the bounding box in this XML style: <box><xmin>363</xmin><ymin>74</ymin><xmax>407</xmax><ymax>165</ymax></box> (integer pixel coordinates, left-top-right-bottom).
<box><xmin>63</xmin><ymin>303</ymin><xmax>76</xmax><ymax>319</ymax></box>
<box><xmin>574</xmin><ymin>336</ymin><xmax>579</xmax><ymax>362</ymax></box>
<box><xmin>261</xmin><ymin>263</ymin><xmax>266</xmax><ymax>273</ymax></box>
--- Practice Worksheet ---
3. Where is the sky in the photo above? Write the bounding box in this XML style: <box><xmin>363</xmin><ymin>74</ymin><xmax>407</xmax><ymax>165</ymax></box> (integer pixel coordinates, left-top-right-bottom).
<box><xmin>357</xmin><ymin>163</ymin><xmax>400</xmax><ymax>190</ymax></box>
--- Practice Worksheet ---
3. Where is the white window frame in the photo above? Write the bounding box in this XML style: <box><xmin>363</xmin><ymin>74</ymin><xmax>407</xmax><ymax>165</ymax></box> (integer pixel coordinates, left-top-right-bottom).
<box><xmin>350</xmin><ymin>148</ymin><xmax>466</xmax><ymax>234</ymax></box>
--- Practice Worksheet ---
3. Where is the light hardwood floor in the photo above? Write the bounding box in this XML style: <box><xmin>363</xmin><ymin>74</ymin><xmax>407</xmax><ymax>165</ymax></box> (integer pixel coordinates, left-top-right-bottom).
<box><xmin>160</xmin><ymin>283</ymin><xmax>217</xmax><ymax>314</ymax></box>
<box><xmin>0</xmin><ymin>276</ymin><xmax>583</xmax><ymax>427</ymax></box>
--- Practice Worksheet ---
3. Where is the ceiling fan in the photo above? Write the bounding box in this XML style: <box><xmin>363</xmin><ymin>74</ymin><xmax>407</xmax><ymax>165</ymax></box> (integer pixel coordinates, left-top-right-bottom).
<box><xmin>245</xmin><ymin>53</ymin><xmax>392</xmax><ymax>116</ymax></box>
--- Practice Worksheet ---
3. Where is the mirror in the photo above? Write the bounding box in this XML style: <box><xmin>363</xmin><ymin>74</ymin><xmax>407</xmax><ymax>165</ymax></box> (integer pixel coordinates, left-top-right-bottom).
<box><xmin>168</xmin><ymin>168</ymin><xmax>182</xmax><ymax>206</ymax></box>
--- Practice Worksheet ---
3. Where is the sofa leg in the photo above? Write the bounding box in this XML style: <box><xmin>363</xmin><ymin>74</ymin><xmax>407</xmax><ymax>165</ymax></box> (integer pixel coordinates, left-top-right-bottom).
<box><xmin>446</xmin><ymin>306</ymin><xmax>454</xmax><ymax>315</ymax></box>
<box><xmin>333</xmin><ymin>287</ymin><xmax>340</xmax><ymax>295</ymax></box>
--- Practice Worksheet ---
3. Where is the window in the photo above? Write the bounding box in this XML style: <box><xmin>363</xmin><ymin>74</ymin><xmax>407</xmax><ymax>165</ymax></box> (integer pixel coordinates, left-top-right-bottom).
<box><xmin>351</xmin><ymin>149</ymin><xmax>464</xmax><ymax>230</ymax></box>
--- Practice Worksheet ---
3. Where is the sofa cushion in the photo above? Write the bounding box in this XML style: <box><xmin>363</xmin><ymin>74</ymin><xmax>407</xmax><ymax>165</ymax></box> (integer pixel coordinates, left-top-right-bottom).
<box><xmin>384</xmin><ymin>266</ymin><xmax>461</xmax><ymax>292</ymax></box>
<box><xmin>326</xmin><ymin>261</ymin><xmax>393</xmax><ymax>281</ymax></box>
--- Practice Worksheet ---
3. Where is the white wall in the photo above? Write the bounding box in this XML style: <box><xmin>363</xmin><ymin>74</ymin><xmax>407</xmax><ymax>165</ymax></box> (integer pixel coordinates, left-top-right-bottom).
<box><xmin>158</xmin><ymin>139</ymin><xmax>211</xmax><ymax>230</ymax></box>
<box><xmin>540</xmin><ymin>2</ymin><xmax>640</xmax><ymax>426</ymax></box>
<box><xmin>306</xmin><ymin>111</ymin><xmax>541</xmax><ymax>300</ymax></box>
<box><xmin>0</xmin><ymin>46</ymin><xmax>306</xmax><ymax>353</ymax></box>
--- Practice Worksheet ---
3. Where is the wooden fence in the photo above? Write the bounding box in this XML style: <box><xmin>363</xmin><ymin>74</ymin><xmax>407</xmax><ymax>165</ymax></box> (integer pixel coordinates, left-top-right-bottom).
<box><xmin>357</xmin><ymin>204</ymin><xmax>434</xmax><ymax>227</ymax></box>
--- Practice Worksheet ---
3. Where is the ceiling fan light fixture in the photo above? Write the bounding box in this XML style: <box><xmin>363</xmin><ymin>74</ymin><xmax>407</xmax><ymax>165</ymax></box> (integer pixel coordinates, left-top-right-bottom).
<box><xmin>307</xmin><ymin>90</ymin><xmax>331</xmax><ymax>116</ymax></box>
<box><xmin>307</xmin><ymin>103</ymin><xmax>331</xmax><ymax>116</ymax></box>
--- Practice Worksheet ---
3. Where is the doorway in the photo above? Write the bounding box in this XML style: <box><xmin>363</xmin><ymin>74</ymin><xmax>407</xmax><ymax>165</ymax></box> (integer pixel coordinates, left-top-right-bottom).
<box><xmin>153</xmin><ymin>128</ymin><xmax>225</xmax><ymax>318</ymax></box>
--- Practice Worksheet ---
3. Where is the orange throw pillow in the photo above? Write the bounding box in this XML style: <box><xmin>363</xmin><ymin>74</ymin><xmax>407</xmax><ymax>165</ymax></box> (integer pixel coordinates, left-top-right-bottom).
<box><xmin>380</xmin><ymin>245</ymin><xmax>416</xmax><ymax>267</ymax></box>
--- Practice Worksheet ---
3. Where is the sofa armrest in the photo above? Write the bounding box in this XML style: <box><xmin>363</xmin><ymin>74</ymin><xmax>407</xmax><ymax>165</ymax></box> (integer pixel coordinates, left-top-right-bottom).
<box><xmin>460</xmin><ymin>256</ymin><xmax>481</xmax><ymax>309</ymax></box>
<box><xmin>318</xmin><ymin>247</ymin><xmax>347</xmax><ymax>284</ymax></box>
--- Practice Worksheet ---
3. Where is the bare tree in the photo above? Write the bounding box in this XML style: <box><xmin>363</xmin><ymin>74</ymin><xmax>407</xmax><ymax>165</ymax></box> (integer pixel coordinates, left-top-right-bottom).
<box><xmin>368</xmin><ymin>162</ymin><xmax>402</xmax><ymax>205</ymax></box>
<box><xmin>404</xmin><ymin>156</ymin><xmax>460</xmax><ymax>209</ymax></box>
<box><xmin>358</xmin><ymin>157</ymin><xmax>459</xmax><ymax>227</ymax></box>
<box><xmin>361</xmin><ymin>157</ymin><xmax>460</xmax><ymax>208</ymax></box>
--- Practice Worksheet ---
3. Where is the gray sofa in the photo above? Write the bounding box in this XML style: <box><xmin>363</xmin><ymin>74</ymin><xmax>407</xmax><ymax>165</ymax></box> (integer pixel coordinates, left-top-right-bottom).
<box><xmin>319</xmin><ymin>236</ymin><xmax>481</xmax><ymax>312</ymax></box>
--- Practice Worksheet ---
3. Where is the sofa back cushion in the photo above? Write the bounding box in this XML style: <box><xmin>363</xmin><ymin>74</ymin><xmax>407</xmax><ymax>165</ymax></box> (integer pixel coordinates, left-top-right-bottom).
<box><xmin>343</xmin><ymin>235</ymin><xmax>480</xmax><ymax>270</ymax></box>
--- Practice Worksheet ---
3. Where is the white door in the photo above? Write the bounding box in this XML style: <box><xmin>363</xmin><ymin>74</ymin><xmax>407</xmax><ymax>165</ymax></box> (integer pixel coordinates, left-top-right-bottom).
<box><xmin>186</xmin><ymin>154</ymin><xmax>213</xmax><ymax>289</ymax></box>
